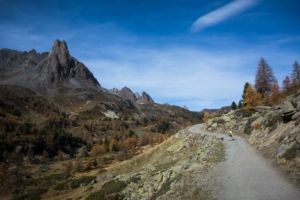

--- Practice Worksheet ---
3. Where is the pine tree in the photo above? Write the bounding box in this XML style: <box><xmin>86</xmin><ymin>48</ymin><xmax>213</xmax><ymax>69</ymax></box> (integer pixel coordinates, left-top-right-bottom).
<box><xmin>244</xmin><ymin>84</ymin><xmax>263</xmax><ymax>108</ymax></box>
<box><xmin>254</xmin><ymin>58</ymin><xmax>276</xmax><ymax>96</ymax></box>
<box><xmin>291</xmin><ymin>61</ymin><xmax>300</xmax><ymax>83</ymax></box>
<box><xmin>238</xmin><ymin>100</ymin><xmax>243</xmax><ymax>109</ymax></box>
<box><xmin>231</xmin><ymin>101</ymin><xmax>237</xmax><ymax>110</ymax></box>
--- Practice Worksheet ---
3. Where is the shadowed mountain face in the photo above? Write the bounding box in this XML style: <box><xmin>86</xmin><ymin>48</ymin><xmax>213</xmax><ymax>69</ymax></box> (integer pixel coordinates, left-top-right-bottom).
<box><xmin>0</xmin><ymin>40</ymin><xmax>100</xmax><ymax>94</ymax></box>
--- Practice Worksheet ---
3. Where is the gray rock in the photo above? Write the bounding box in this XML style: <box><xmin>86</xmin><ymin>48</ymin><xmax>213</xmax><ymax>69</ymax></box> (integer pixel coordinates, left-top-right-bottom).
<box><xmin>222</xmin><ymin>115</ymin><xmax>231</xmax><ymax>122</ymax></box>
<box><xmin>277</xmin><ymin>144</ymin><xmax>289</xmax><ymax>157</ymax></box>
<box><xmin>292</xmin><ymin>112</ymin><xmax>300</xmax><ymax>120</ymax></box>
<box><xmin>107</xmin><ymin>173</ymin><xmax>114</xmax><ymax>179</ymax></box>
<box><xmin>291</xmin><ymin>95</ymin><xmax>300</xmax><ymax>108</ymax></box>
<box><xmin>254</xmin><ymin>106</ymin><xmax>272</xmax><ymax>113</ymax></box>
<box><xmin>212</xmin><ymin>123</ymin><xmax>217</xmax><ymax>128</ymax></box>
<box><xmin>280</xmin><ymin>100</ymin><xmax>296</xmax><ymax>116</ymax></box>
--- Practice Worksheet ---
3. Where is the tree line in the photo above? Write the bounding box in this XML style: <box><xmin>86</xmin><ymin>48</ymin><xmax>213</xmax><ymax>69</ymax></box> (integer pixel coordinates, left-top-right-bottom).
<box><xmin>233</xmin><ymin>58</ymin><xmax>300</xmax><ymax>109</ymax></box>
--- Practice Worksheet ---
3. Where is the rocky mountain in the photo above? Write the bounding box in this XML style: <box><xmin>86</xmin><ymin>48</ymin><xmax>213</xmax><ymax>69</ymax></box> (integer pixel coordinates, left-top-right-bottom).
<box><xmin>110</xmin><ymin>87</ymin><xmax>155</xmax><ymax>104</ymax></box>
<box><xmin>200</xmin><ymin>106</ymin><xmax>231</xmax><ymax>114</ymax></box>
<box><xmin>0</xmin><ymin>40</ymin><xmax>101</xmax><ymax>94</ymax></box>
<box><xmin>137</xmin><ymin>91</ymin><xmax>155</xmax><ymax>104</ymax></box>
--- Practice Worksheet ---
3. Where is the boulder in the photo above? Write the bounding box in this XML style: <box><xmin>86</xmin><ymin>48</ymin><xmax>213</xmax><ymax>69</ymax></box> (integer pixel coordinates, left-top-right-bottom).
<box><xmin>207</xmin><ymin>119</ymin><xmax>213</xmax><ymax>128</ymax></box>
<box><xmin>280</xmin><ymin>100</ymin><xmax>296</xmax><ymax>116</ymax></box>
<box><xmin>291</xmin><ymin>95</ymin><xmax>300</xmax><ymax>108</ymax></box>
<box><xmin>212</xmin><ymin>123</ymin><xmax>217</xmax><ymax>129</ymax></box>
<box><xmin>277</xmin><ymin>144</ymin><xmax>289</xmax><ymax>157</ymax></box>
<box><xmin>292</xmin><ymin>112</ymin><xmax>300</xmax><ymax>120</ymax></box>
<box><xmin>222</xmin><ymin>115</ymin><xmax>231</xmax><ymax>122</ymax></box>
<box><xmin>251</xmin><ymin>117</ymin><xmax>263</xmax><ymax>127</ymax></box>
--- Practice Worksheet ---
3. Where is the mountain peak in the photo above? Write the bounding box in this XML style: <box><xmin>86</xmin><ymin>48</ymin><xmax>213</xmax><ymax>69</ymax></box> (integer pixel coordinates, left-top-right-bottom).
<box><xmin>138</xmin><ymin>91</ymin><xmax>155</xmax><ymax>104</ymax></box>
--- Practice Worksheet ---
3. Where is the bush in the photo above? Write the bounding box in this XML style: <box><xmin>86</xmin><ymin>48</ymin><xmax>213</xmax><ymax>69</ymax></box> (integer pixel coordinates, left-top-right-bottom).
<box><xmin>235</xmin><ymin>109</ymin><xmax>255</xmax><ymax>118</ymax></box>
<box><xmin>54</xmin><ymin>180</ymin><xmax>70</xmax><ymax>190</ymax></box>
<box><xmin>85</xmin><ymin>190</ymin><xmax>106</xmax><ymax>200</ymax></box>
<box><xmin>101</xmin><ymin>180</ymin><xmax>127</xmax><ymax>194</ymax></box>
<box><xmin>70</xmin><ymin>176</ymin><xmax>96</xmax><ymax>189</ymax></box>
<box><xmin>282</xmin><ymin>142</ymin><xmax>300</xmax><ymax>160</ymax></box>
<box><xmin>253</xmin><ymin>123</ymin><xmax>261</xmax><ymax>130</ymax></box>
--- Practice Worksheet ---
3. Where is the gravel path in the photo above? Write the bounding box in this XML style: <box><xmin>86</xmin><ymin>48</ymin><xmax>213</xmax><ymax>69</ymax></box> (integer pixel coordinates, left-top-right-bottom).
<box><xmin>189</xmin><ymin>124</ymin><xmax>300</xmax><ymax>200</ymax></box>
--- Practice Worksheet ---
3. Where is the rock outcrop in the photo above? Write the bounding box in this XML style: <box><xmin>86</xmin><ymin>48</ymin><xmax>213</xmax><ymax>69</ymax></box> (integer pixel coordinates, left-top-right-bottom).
<box><xmin>117</xmin><ymin>87</ymin><xmax>138</xmax><ymax>102</ymax></box>
<box><xmin>137</xmin><ymin>91</ymin><xmax>154</xmax><ymax>104</ymax></box>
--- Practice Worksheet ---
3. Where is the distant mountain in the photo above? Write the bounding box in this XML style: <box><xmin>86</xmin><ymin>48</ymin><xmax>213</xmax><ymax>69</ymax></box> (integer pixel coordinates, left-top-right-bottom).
<box><xmin>200</xmin><ymin>106</ymin><xmax>231</xmax><ymax>114</ymax></box>
<box><xmin>110</xmin><ymin>87</ymin><xmax>155</xmax><ymax>104</ymax></box>
<box><xmin>0</xmin><ymin>40</ymin><xmax>101</xmax><ymax>94</ymax></box>
<box><xmin>137</xmin><ymin>91</ymin><xmax>155</xmax><ymax>104</ymax></box>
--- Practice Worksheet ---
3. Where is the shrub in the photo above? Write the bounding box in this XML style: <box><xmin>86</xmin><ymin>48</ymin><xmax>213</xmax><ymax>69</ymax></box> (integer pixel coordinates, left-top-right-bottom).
<box><xmin>253</xmin><ymin>123</ymin><xmax>261</xmax><ymax>130</ymax></box>
<box><xmin>282</xmin><ymin>142</ymin><xmax>300</xmax><ymax>160</ymax></box>
<box><xmin>101</xmin><ymin>180</ymin><xmax>127</xmax><ymax>194</ymax></box>
<box><xmin>85</xmin><ymin>190</ymin><xmax>106</xmax><ymax>200</ymax></box>
<box><xmin>54</xmin><ymin>180</ymin><xmax>70</xmax><ymax>190</ymax></box>
<box><xmin>70</xmin><ymin>176</ymin><xmax>96</xmax><ymax>189</ymax></box>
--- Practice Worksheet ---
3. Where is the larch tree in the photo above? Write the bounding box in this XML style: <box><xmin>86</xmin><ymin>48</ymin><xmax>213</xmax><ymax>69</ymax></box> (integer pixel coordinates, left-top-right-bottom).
<box><xmin>270</xmin><ymin>80</ymin><xmax>283</xmax><ymax>106</ymax></box>
<box><xmin>254</xmin><ymin>58</ymin><xmax>276</xmax><ymax>96</ymax></box>
<box><xmin>291</xmin><ymin>61</ymin><xmax>300</xmax><ymax>83</ymax></box>
<box><xmin>64</xmin><ymin>160</ymin><xmax>73</xmax><ymax>177</ymax></box>
<box><xmin>244</xmin><ymin>84</ymin><xmax>263</xmax><ymax>108</ymax></box>
<box><xmin>202</xmin><ymin>112</ymin><xmax>210</xmax><ymax>122</ymax></box>
<box><xmin>282</xmin><ymin>76</ymin><xmax>291</xmax><ymax>93</ymax></box>
<box><xmin>241</xmin><ymin>82</ymin><xmax>250</xmax><ymax>105</ymax></box>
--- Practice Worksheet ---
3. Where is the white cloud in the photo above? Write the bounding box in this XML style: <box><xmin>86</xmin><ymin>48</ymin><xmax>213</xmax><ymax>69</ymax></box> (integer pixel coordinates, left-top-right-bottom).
<box><xmin>83</xmin><ymin>46</ymin><xmax>256</xmax><ymax>111</ymax></box>
<box><xmin>190</xmin><ymin>0</ymin><xmax>261</xmax><ymax>32</ymax></box>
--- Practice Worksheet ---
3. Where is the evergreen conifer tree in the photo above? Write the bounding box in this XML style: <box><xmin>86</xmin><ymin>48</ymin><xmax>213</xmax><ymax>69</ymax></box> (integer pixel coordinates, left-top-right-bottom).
<box><xmin>231</xmin><ymin>101</ymin><xmax>237</xmax><ymax>110</ymax></box>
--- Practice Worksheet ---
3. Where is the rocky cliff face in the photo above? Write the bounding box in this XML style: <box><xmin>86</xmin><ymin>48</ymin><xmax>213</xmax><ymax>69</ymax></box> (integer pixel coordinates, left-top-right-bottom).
<box><xmin>0</xmin><ymin>40</ymin><xmax>101</xmax><ymax>93</ymax></box>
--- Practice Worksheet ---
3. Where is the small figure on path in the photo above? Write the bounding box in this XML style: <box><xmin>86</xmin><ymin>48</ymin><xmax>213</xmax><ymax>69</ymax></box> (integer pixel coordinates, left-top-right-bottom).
<box><xmin>228</xmin><ymin>130</ymin><xmax>233</xmax><ymax>141</ymax></box>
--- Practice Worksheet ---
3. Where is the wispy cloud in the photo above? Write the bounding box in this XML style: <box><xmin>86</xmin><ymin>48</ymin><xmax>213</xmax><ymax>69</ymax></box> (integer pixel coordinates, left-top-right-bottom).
<box><xmin>190</xmin><ymin>0</ymin><xmax>261</xmax><ymax>32</ymax></box>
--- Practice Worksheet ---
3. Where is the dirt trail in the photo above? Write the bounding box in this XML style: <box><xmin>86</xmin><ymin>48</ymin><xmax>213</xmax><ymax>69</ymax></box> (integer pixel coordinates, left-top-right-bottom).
<box><xmin>189</xmin><ymin>124</ymin><xmax>300</xmax><ymax>200</ymax></box>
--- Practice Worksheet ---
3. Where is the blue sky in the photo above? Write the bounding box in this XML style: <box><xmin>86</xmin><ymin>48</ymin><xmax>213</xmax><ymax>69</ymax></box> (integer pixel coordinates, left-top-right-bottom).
<box><xmin>0</xmin><ymin>0</ymin><xmax>300</xmax><ymax>111</ymax></box>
